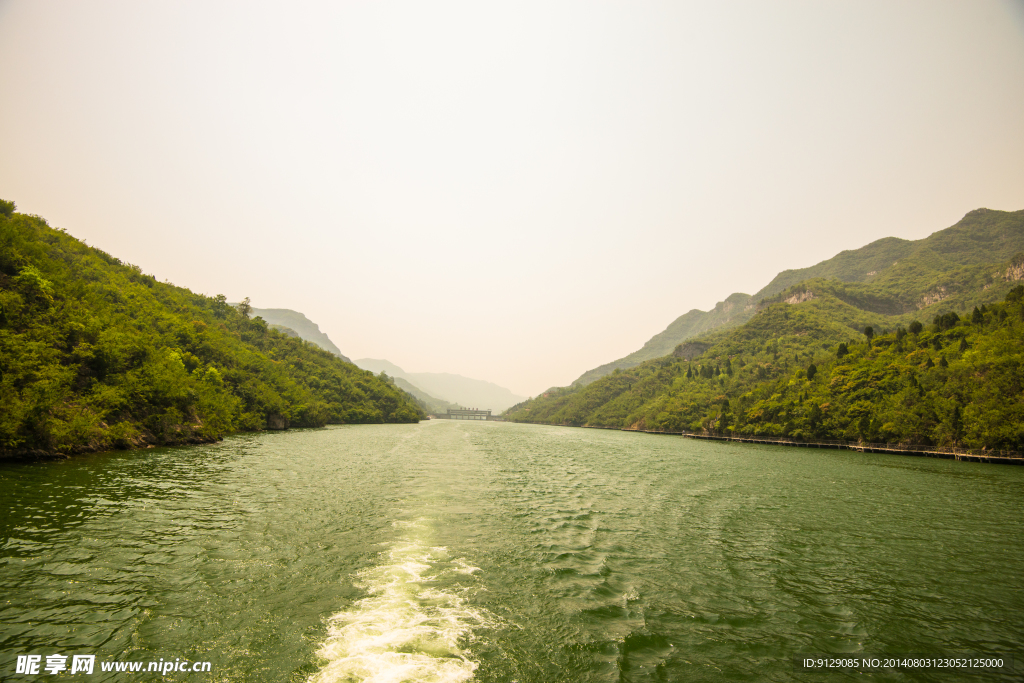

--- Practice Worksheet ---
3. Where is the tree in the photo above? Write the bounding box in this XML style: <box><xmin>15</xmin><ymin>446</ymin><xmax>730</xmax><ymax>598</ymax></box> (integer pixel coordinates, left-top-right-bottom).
<box><xmin>864</xmin><ymin>326</ymin><xmax>875</xmax><ymax>342</ymax></box>
<box><xmin>237</xmin><ymin>296</ymin><xmax>252</xmax><ymax>319</ymax></box>
<box><xmin>949</xmin><ymin>404</ymin><xmax>963</xmax><ymax>443</ymax></box>
<box><xmin>836</xmin><ymin>342</ymin><xmax>848</xmax><ymax>359</ymax></box>
<box><xmin>909</xmin><ymin>320</ymin><xmax>923</xmax><ymax>335</ymax></box>
<box><xmin>807</xmin><ymin>363</ymin><xmax>817</xmax><ymax>380</ymax></box>
<box><xmin>15</xmin><ymin>265</ymin><xmax>53</xmax><ymax>304</ymax></box>
<box><xmin>0</xmin><ymin>198</ymin><xmax>15</xmax><ymax>218</ymax></box>
<box><xmin>935</xmin><ymin>312</ymin><xmax>960</xmax><ymax>330</ymax></box>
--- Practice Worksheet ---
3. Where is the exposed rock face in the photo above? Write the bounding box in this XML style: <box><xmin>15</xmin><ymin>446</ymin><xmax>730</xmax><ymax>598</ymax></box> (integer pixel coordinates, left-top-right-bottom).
<box><xmin>1006</xmin><ymin>261</ymin><xmax>1024</xmax><ymax>282</ymax></box>
<box><xmin>267</xmin><ymin>414</ymin><xmax>289</xmax><ymax>430</ymax></box>
<box><xmin>785</xmin><ymin>290</ymin><xmax>815</xmax><ymax>305</ymax></box>
<box><xmin>673</xmin><ymin>341</ymin><xmax>712</xmax><ymax>360</ymax></box>
<box><xmin>918</xmin><ymin>287</ymin><xmax>949</xmax><ymax>309</ymax></box>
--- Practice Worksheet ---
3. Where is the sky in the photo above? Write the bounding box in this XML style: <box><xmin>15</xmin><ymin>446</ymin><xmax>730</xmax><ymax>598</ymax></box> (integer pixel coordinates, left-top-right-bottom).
<box><xmin>1</xmin><ymin>1</ymin><xmax>1023</xmax><ymax>397</ymax></box>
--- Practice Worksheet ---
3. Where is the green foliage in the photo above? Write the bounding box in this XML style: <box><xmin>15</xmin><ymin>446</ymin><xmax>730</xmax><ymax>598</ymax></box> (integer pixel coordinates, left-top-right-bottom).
<box><xmin>508</xmin><ymin>288</ymin><xmax>1024</xmax><ymax>451</ymax></box>
<box><xmin>236</xmin><ymin>296</ymin><xmax>252</xmax><ymax>319</ymax></box>
<box><xmin>514</xmin><ymin>210</ymin><xmax>1024</xmax><ymax>450</ymax></box>
<box><xmin>575</xmin><ymin>208</ymin><xmax>1024</xmax><ymax>385</ymax></box>
<box><xmin>0</xmin><ymin>208</ymin><xmax>423</xmax><ymax>456</ymax></box>
<box><xmin>756</xmin><ymin>208</ymin><xmax>1024</xmax><ymax>299</ymax></box>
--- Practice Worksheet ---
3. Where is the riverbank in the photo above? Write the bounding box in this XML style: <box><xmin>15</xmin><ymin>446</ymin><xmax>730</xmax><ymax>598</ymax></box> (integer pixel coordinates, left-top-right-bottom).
<box><xmin>546</xmin><ymin>423</ymin><xmax>1024</xmax><ymax>465</ymax></box>
<box><xmin>0</xmin><ymin>432</ymin><xmax>224</xmax><ymax>462</ymax></box>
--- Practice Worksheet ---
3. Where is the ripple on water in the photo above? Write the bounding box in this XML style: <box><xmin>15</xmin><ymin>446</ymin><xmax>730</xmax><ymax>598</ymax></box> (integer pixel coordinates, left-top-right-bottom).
<box><xmin>309</xmin><ymin>521</ymin><xmax>494</xmax><ymax>683</ymax></box>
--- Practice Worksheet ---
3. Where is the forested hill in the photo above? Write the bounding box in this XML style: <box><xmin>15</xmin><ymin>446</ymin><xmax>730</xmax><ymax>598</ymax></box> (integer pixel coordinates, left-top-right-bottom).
<box><xmin>508</xmin><ymin>281</ymin><xmax>1024</xmax><ymax>450</ymax></box>
<box><xmin>574</xmin><ymin>293</ymin><xmax>753</xmax><ymax>385</ymax></box>
<box><xmin>508</xmin><ymin>208</ymin><xmax>1024</xmax><ymax>451</ymax></box>
<box><xmin>574</xmin><ymin>208</ymin><xmax>1024</xmax><ymax>385</ymax></box>
<box><xmin>0</xmin><ymin>201</ymin><xmax>424</xmax><ymax>458</ymax></box>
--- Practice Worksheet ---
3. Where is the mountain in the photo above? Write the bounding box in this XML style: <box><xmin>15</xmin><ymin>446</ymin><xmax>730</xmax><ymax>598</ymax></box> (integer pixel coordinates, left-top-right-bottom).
<box><xmin>239</xmin><ymin>314</ymin><xmax>449</xmax><ymax>412</ymax></box>
<box><xmin>507</xmin><ymin>209</ymin><xmax>1024</xmax><ymax>451</ymax></box>
<box><xmin>354</xmin><ymin>359</ymin><xmax>526</xmax><ymax>413</ymax></box>
<box><xmin>0</xmin><ymin>202</ymin><xmax>423</xmax><ymax>457</ymax></box>
<box><xmin>349</xmin><ymin>359</ymin><xmax>461</xmax><ymax>413</ymax></box>
<box><xmin>248</xmin><ymin>308</ymin><xmax>351</xmax><ymax>363</ymax></box>
<box><xmin>574</xmin><ymin>208</ymin><xmax>1024</xmax><ymax>385</ymax></box>
<box><xmin>387</xmin><ymin>376</ymin><xmax>461</xmax><ymax>415</ymax></box>
<box><xmin>574</xmin><ymin>293</ymin><xmax>754</xmax><ymax>384</ymax></box>
<box><xmin>508</xmin><ymin>281</ymin><xmax>1024</xmax><ymax>450</ymax></box>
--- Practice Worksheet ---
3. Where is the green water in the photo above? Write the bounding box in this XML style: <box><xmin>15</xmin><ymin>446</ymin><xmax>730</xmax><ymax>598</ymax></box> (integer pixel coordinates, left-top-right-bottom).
<box><xmin>1</xmin><ymin>420</ymin><xmax>1022</xmax><ymax>681</ymax></box>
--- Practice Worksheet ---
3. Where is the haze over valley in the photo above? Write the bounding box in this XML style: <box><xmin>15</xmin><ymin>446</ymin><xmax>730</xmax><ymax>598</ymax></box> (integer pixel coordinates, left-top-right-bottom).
<box><xmin>2</xmin><ymin>1</ymin><xmax>1023</xmax><ymax>397</ymax></box>
<box><xmin>245</xmin><ymin>307</ymin><xmax>525</xmax><ymax>412</ymax></box>
<box><xmin>353</xmin><ymin>358</ymin><xmax>526</xmax><ymax>413</ymax></box>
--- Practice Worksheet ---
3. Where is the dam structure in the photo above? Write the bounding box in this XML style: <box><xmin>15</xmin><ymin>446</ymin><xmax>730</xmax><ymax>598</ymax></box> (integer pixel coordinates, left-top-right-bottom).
<box><xmin>431</xmin><ymin>409</ymin><xmax>505</xmax><ymax>421</ymax></box>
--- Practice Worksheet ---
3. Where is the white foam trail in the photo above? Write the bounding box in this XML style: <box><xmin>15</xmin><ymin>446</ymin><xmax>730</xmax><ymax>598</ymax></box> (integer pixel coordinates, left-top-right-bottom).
<box><xmin>310</xmin><ymin>523</ymin><xmax>491</xmax><ymax>683</ymax></box>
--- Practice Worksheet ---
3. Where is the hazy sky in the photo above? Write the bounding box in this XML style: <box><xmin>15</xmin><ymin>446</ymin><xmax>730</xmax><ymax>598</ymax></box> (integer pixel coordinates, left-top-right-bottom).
<box><xmin>1</xmin><ymin>1</ymin><xmax>1023</xmax><ymax>397</ymax></box>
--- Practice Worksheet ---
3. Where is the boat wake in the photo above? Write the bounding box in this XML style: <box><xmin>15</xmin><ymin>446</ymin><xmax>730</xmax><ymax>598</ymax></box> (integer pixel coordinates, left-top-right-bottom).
<box><xmin>310</xmin><ymin>521</ymin><xmax>492</xmax><ymax>683</ymax></box>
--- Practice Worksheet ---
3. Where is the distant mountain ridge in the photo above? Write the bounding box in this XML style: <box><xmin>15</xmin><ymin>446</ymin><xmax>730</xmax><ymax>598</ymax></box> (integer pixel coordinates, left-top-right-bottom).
<box><xmin>352</xmin><ymin>361</ymin><xmax>461</xmax><ymax>414</ymax></box>
<box><xmin>229</xmin><ymin>310</ymin><xmax>459</xmax><ymax>414</ymax></box>
<box><xmin>354</xmin><ymin>359</ymin><xmax>526</xmax><ymax>413</ymax></box>
<box><xmin>386</xmin><ymin>376</ymin><xmax>460</xmax><ymax>415</ymax></box>
<box><xmin>574</xmin><ymin>208</ymin><xmax>1024</xmax><ymax>385</ymax></box>
<box><xmin>575</xmin><ymin>293</ymin><xmax>754</xmax><ymax>384</ymax></box>
<box><xmin>249</xmin><ymin>308</ymin><xmax>351</xmax><ymax>363</ymax></box>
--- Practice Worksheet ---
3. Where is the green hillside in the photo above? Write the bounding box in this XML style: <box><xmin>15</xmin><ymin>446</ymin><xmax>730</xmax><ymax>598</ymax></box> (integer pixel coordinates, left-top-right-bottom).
<box><xmin>508</xmin><ymin>285</ymin><xmax>1024</xmax><ymax>450</ymax></box>
<box><xmin>508</xmin><ymin>217</ymin><xmax>1024</xmax><ymax>451</ymax></box>
<box><xmin>754</xmin><ymin>208</ymin><xmax>1024</xmax><ymax>299</ymax></box>
<box><xmin>0</xmin><ymin>202</ymin><xmax>423</xmax><ymax>457</ymax></box>
<box><xmin>573</xmin><ymin>208</ymin><xmax>1024</xmax><ymax>385</ymax></box>
<box><xmin>574</xmin><ymin>293</ymin><xmax>753</xmax><ymax>385</ymax></box>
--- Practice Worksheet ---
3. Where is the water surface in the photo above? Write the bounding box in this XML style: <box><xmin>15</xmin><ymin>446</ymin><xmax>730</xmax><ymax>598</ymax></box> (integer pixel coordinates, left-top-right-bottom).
<box><xmin>2</xmin><ymin>421</ymin><xmax>1022</xmax><ymax>681</ymax></box>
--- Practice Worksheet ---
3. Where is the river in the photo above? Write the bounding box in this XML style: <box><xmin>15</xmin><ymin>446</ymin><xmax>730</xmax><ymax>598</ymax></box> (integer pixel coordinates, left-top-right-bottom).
<box><xmin>1</xmin><ymin>420</ymin><xmax>1022</xmax><ymax>681</ymax></box>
